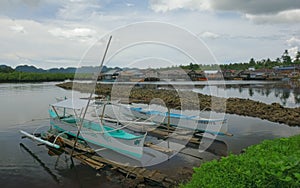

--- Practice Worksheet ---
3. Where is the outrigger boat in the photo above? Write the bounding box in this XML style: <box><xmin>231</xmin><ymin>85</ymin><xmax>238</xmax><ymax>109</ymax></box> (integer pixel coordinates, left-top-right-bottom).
<box><xmin>95</xmin><ymin>102</ymin><xmax>228</xmax><ymax>135</ymax></box>
<box><xmin>122</xmin><ymin>105</ymin><xmax>228</xmax><ymax>135</ymax></box>
<box><xmin>48</xmin><ymin>98</ymin><xmax>147</xmax><ymax>158</ymax></box>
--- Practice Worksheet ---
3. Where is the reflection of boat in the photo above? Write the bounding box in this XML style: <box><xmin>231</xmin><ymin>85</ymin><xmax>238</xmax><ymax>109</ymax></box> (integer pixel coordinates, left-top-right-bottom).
<box><xmin>19</xmin><ymin>143</ymin><xmax>60</xmax><ymax>184</ymax></box>
<box><xmin>49</xmin><ymin>99</ymin><xmax>147</xmax><ymax>159</ymax></box>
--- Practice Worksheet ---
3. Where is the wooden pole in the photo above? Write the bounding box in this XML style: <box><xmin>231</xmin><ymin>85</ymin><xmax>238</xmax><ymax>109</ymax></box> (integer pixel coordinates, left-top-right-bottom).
<box><xmin>167</xmin><ymin>107</ymin><xmax>170</xmax><ymax>134</ymax></box>
<box><xmin>167</xmin><ymin>107</ymin><xmax>170</xmax><ymax>153</ymax></box>
<box><xmin>100</xmin><ymin>102</ymin><xmax>107</xmax><ymax>124</ymax></box>
<box><xmin>71</xmin><ymin>35</ymin><xmax>112</xmax><ymax>156</ymax></box>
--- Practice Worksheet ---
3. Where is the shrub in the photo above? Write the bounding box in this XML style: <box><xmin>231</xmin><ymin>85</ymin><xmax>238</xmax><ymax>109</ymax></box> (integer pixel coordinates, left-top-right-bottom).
<box><xmin>182</xmin><ymin>134</ymin><xmax>300</xmax><ymax>188</ymax></box>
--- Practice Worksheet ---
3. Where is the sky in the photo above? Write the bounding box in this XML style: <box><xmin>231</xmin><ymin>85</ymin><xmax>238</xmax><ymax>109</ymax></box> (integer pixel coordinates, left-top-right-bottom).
<box><xmin>1</xmin><ymin>0</ymin><xmax>300</xmax><ymax>69</ymax></box>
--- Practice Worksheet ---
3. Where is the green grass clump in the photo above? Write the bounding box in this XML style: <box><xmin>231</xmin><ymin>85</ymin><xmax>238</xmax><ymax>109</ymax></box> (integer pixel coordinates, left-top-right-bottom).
<box><xmin>182</xmin><ymin>134</ymin><xmax>300</xmax><ymax>188</ymax></box>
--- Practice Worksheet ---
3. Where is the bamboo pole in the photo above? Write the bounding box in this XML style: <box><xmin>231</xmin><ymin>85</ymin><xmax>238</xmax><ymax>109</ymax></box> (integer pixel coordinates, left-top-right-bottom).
<box><xmin>167</xmin><ymin>107</ymin><xmax>170</xmax><ymax>152</ymax></box>
<box><xmin>71</xmin><ymin>35</ymin><xmax>112</xmax><ymax>157</ymax></box>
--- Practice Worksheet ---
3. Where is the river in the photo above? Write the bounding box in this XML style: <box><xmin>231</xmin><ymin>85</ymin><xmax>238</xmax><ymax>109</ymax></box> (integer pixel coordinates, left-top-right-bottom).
<box><xmin>0</xmin><ymin>81</ymin><xmax>299</xmax><ymax>187</ymax></box>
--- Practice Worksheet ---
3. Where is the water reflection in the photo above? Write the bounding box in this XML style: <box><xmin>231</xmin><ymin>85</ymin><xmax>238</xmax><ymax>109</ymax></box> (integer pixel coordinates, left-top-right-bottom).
<box><xmin>193</xmin><ymin>80</ymin><xmax>300</xmax><ymax>108</ymax></box>
<box><xmin>19</xmin><ymin>143</ymin><xmax>60</xmax><ymax>184</ymax></box>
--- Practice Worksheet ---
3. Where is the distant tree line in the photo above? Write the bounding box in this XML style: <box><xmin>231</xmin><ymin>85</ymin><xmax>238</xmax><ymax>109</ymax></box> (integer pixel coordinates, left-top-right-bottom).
<box><xmin>0</xmin><ymin>64</ymin><xmax>96</xmax><ymax>82</ymax></box>
<box><xmin>0</xmin><ymin>72</ymin><xmax>74</xmax><ymax>82</ymax></box>
<box><xmin>180</xmin><ymin>50</ymin><xmax>300</xmax><ymax>71</ymax></box>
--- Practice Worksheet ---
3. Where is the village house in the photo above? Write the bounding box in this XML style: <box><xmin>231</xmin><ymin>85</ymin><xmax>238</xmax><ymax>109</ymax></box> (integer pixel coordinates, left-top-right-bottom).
<box><xmin>204</xmin><ymin>70</ymin><xmax>223</xmax><ymax>80</ymax></box>
<box><xmin>117</xmin><ymin>69</ymin><xmax>144</xmax><ymax>82</ymax></box>
<box><xmin>273</xmin><ymin>66</ymin><xmax>300</xmax><ymax>78</ymax></box>
<box><xmin>186</xmin><ymin>70</ymin><xmax>207</xmax><ymax>81</ymax></box>
<box><xmin>158</xmin><ymin>69</ymin><xmax>189</xmax><ymax>81</ymax></box>
<box><xmin>99</xmin><ymin>69</ymin><xmax>120</xmax><ymax>81</ymax></box>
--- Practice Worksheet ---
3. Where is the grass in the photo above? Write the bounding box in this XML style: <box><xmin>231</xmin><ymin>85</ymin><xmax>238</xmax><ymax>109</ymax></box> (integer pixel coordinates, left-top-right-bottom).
<box><xmin>182</xmin><ymin>134</ymin><xmax>300</xmax><ymax>188</ymax></box>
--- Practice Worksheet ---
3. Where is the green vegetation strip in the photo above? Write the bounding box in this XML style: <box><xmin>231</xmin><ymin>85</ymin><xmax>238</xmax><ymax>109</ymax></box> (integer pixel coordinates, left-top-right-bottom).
<box><xmin>182</xmin><ymin>134</ymin><xmax>300</xmax><ymax>188</ymax></box>
<box><xmin>0</xmin><ymin>72</ymin><xmax>93</xmax><ymax>82</ymax></box>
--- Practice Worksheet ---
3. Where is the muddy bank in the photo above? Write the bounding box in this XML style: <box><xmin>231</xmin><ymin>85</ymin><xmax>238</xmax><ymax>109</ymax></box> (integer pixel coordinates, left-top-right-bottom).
<box><xmin>57</xmin><ymin>82</ymin><xmax>300</xmax><ymax>127</ymax></box>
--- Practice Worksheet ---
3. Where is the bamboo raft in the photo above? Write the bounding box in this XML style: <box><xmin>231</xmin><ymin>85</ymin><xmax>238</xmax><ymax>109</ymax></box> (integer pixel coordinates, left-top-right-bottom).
<box><xmin>40</xmin><ymin>132</ymin><xmax>177</xmax><ymax>187</ymax></box>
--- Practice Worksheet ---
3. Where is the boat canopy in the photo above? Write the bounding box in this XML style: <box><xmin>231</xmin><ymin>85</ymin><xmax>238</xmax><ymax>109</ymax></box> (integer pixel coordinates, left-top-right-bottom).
<box><xmin>51</xmin><ymin>99</ymin><xmax>89</xmax><ymax>110</ymax></box>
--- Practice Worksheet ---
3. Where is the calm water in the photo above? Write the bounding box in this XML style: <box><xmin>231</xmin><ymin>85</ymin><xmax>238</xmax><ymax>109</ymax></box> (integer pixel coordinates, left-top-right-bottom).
<box><xmin>0</xmin><ymin>82</ymin><xmax>300</xmax><ymax>187</ymax></box>
<box><xmin>192</xmin><ymin>80</ymin><xmax>300</xmax><ymax>108</ymax></box>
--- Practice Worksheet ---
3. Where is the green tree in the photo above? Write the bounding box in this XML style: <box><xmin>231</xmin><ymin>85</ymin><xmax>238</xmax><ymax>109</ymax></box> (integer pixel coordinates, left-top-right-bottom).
<box><xmin>188</xmin><ymin>62</ymin><xmax>200</xmax><ymax>70</ymax></box>
<box><xmin>294</xmin><ymin>51</ymin><xmax>300</xmax><ymax>64</ymax></box>
<box><xmin>249</xmin><ymin>58</ymin><xmax>256</xmax><ymax>66</ymax></box>
<box><xmin>276</xmin><ymin>57</ymin><xmax>281</xmax><ymax>63</ymax></box>
<box><xmin>282</xmin><ymin>49</ymin><xmax>292</xmax><ymax>64</ymax></box>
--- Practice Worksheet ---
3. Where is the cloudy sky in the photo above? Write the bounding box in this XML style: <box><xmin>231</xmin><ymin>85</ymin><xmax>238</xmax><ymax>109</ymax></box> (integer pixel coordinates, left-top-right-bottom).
<box><xmin>1</xmin><ymin>0</ymin><xmax>300</xmax><ymax>69</ymax></box>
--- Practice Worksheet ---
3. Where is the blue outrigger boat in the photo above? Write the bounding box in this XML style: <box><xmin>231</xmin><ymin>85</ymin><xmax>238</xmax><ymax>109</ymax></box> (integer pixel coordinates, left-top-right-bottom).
<box><xmin>124</xmin><ymin>105</ymin><xmax>228</xmax><ymax>135</ymax></box>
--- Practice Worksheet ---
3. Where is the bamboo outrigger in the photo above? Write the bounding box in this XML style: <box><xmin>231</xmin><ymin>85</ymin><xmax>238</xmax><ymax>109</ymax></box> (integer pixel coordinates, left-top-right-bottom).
<box><xmin>20</xmin><ymin>130</ymin><xmax>177</xmax><ymax>187</ymax></box>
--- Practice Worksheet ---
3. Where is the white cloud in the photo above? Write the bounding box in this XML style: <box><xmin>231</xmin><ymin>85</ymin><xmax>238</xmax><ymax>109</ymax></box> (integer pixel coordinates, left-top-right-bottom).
<box><xmin>48</xmin><ymin>27</ymin><xmax>97</xmax><ymax>43</ymax></box>
<box><xmin>57</xmin><ymin>0</ymin><xmax>101</xmax><ymax>20</ymax></box>
<box><xmin>245</xmin><ymin>9</ymin><xmax>300</xmax><ymax>24</ymax></box>
<box><xmin>200</xmin><ymin>31</ymin><xmax>219</xmax><ymax>39</ymax></box>
<box><xmin>149</xmin><ymin>0</ymin><xmax>210</xmax><ymax>13</ymax></box>
<box><xmin>9</xmin><ymin>24</ymin><xmax>26</xmax><ymax>33</ymax></box>
<box><xmin>286</xmin><ymin>37</ymin><xmax>300</xmax><ymax>60</ymax></box>
<box><xmin>0</xmin><ymin>17</ymin><xmax>93</xmax><ymax>68</ymax></box>
<box><xmin>288</xmin><ymin>47</ymin><xmax>299</xmax><ymax>60</ymax></box>
<box><xmin>126</xmin><ymin>3</ymin><xmax>134</xmax><ymax>7</ymax></box>
<box><xmin>286</xmin><ymin>36</ymin><xmax>300</xmax><ymax>47</ymax></box>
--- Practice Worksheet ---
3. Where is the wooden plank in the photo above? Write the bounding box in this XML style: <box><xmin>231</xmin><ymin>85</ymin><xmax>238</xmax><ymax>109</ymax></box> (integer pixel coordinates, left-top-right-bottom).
<box><xmin>44</xmin><ymin>132</ymin><xmax>95</xmax><ymax>153</ymax></box>
<box><xmin>144</xmin><ymin>142</ymin><xmax>173</xmax><ymax>153</ymax></box>
<box><xmin>147</xmin><ymin>128</ymin><xmax>201</xmax><ymax>145</ymax></box>
<box><xmin>151</xmin><ymin>172</ymin><xmax>166</xmax><ymax>182</ymax></box>
<box><xmin>85</xmin><ymin>158</ymin><xmax>105</xmax><ymax>170</ymax></box>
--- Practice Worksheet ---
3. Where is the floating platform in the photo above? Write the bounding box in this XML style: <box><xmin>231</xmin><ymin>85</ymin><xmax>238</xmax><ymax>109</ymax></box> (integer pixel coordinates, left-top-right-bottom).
<box><xmin>21</xmin><ymin>130</ymin><xmax>177</xmax><ymax>187</ymax></box>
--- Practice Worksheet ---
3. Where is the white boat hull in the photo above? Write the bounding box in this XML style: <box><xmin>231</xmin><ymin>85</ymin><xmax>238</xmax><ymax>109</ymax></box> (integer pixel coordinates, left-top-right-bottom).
<box><xmin>125</xmin><ymin>106</ymin><xmax>228</xmax><ymax>134</ymax></box>
<box><xmin>50</xmin><ymin>117</ymin><xmax>146</xmax><ymax>158</ymax></box>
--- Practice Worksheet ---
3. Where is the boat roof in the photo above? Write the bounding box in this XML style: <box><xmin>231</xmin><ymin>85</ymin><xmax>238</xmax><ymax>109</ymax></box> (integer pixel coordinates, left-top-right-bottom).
<box><xmin>51</xmin><ymin>98</ymin><xmax>89</xmax><ymax>110</ymax></box>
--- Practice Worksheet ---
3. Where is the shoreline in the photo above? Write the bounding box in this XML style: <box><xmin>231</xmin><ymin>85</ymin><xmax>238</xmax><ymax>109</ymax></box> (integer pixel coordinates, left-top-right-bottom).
<box><xmin>56</xmin><ymin>82</ymin><xmax>300</xmax><ymax>127</ymax></box>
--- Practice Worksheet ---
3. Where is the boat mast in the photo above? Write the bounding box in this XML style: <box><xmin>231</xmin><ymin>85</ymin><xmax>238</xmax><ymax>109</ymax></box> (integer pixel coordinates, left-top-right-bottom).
<box><xmin>71</xmin><ymin>35</ymin><xmax>112</xmax><ymax>156</ymax></box>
